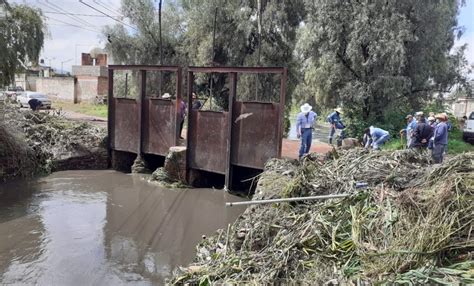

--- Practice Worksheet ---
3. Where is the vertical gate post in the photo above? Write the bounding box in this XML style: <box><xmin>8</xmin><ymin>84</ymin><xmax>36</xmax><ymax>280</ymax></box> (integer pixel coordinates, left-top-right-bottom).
<box><xmin>277</xmin><ymin>67</ymin><xmax>287</xmax><ymax>157</ymax></box>
<box><xmin>185</xmin><ymin>71</ymin><xmax>194</xmax><ymax>184</ymax></box>
<box><xmin>175</xmin><ymin>67</ymin><xmax>183</xmax><ymax>146</ymax></box>
<box><xmin>107</xmin><ymin>68</ymin><xmax>114</xmax><ymax>167</ymax></box>
<box><xmin>138</xmin><ymin>70</ymin><xmax>146</xmax><ymax>155</ymax></box>
<box><xmin>225</xmin><ymin>72</ymin><xmax>237</xmax><ymax>190</ymax></box>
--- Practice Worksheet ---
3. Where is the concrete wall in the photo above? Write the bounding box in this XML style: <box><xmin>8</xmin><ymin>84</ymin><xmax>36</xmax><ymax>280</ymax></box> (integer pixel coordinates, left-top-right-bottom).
<box><xmin>14</xmin><ymin>73</ymin><xmax>38</xmax><ymax>91</ymax></box>
<box><xmin>452</xmin><ymin>98</ymin><xmax>474</xmax><ymax>117</ymax></box>
<box><xmin>72</xmin><ymin>65</ymin><xmax>108</xmax><ymax>77</ymax></box>
<box><xmin>36</xmin><ymin>77</ymin><xmax>75</xmax><ymax>101</ymax></box>
<box><xmin>75</xmin><ymin>76</ymin><xmax>108</xmax><ymax>102</ymax></box>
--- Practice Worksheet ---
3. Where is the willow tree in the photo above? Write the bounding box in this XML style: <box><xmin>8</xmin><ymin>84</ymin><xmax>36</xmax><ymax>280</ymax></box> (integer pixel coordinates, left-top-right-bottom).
<box><xmin>180</xmin><ymin>0</ymin><xmax>305</xmax><ymax>105</ymax></box>
<box><xmin>297</xmin><ymin>0</ymin><xmax>470</xmax><ymax>133</ymax></box>
<box><xmin>0</xmin><ymin>1</ymin><xmax>45</xmax><ymax>86</ymax></box>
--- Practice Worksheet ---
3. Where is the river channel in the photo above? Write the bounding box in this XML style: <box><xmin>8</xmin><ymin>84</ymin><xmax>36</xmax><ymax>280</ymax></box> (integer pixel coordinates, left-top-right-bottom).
<box><xmin>0</xmin><ymin>170</ymin><xmax>246</xmax><ymax>285</ymax></box>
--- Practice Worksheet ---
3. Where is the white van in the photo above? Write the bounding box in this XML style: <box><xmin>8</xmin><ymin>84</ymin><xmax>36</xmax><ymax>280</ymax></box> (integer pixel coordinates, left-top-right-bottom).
<box><xmin>463</xmin><ymin>112</ymin><xmax>474</xmax><ymax>143</ymax></box>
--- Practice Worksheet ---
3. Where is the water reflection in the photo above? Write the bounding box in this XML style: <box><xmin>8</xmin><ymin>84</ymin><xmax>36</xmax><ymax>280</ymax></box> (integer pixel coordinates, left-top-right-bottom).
<box><xmin>0</xmin><ymin>170</ymin><xmax>246</xmax><ymax>285</ymax></box>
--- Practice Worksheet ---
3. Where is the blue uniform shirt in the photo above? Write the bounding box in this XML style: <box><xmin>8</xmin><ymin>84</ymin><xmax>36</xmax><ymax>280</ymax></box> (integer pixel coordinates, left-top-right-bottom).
<box><xmin>327</xmin><ymin>112</ymin><xmax>341</xmax><ymax>124</ymax></box>
<box><xmin>434</xmin><ymin>122</ymin><xmax>448</xmax><ymax>145</ymax></box>
<box><xmin>370</xmin><ymin>126</ymin><xmax>389</xmax><ymax>141</ymax></box>
<box><xmin>296</xmin><ymin>111</ymin><xmax>317</xmax><ymax>131</ymax></box>
<box><xmin>405</xmin><ymin>119</ymin><xmax>417</xmax><ymax>134</ymax></box>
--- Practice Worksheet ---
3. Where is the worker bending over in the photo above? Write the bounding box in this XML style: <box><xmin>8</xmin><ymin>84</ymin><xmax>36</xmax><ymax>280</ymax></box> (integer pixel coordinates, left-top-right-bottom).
<box><xmin>364</xmin><ymin>126</ymin><xmax>390</xmax><ymax>150</ymax></box>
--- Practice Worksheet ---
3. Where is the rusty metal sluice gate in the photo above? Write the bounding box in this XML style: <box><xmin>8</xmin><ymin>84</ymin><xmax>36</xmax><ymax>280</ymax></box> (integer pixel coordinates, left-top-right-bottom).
<box><xmin>108</xmin><ymin>65</ymin><xmax>287</xmax><ymax>190</ymax></box>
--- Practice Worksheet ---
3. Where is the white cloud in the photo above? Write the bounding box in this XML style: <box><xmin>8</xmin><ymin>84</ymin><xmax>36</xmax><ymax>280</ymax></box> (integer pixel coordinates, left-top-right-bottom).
<box><xmin>11</xmin><ymin>0</ymin><xmax>123</xmax><ymax>72</ymax></box>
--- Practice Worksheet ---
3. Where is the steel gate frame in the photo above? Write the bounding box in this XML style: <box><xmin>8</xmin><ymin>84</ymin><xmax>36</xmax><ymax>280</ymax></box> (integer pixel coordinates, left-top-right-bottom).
<box><xmin>186</xmin><ymin>66</ymin><xmax>287</xmax><ymax>190</ymax></box>
<box><xmin>107</xmin><ymin>65</ymin><xmax>182</xmax><ymax>158</ymax></box>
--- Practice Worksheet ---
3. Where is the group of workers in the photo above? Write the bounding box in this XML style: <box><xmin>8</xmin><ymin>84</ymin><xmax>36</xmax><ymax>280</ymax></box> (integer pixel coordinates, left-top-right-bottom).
<box><xmin>400</xmin><ymin>111</ymin><xmax>450</xmax><ymax>163</ymax></box>
<box><xmin>296</xmin><ymin>103</ymin><xmax>450</xmax><ymax>163</ymax></box>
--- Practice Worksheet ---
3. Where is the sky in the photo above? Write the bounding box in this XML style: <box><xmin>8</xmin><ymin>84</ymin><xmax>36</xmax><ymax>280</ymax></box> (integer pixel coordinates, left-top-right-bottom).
<box><xmin>457</xmin><ymin>0</ymin><xmax>474</xmax><ymax>73</ymax></box>
<box><xmin>9</xmin><ymin>0</ymin><xmax>474</xmax><ymax>74</ymax></box>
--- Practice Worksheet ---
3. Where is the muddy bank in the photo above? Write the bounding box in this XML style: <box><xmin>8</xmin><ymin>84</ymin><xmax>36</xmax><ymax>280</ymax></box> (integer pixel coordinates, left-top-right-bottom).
<box><xmin>171</xmin><ymin>149</ymin><xmax>474</xmax><ymax>284</ymax></box>
<box><xmin>0</xmin><ymin>102</ymin><xmax>107</xmax><ymax>182</ymax></box>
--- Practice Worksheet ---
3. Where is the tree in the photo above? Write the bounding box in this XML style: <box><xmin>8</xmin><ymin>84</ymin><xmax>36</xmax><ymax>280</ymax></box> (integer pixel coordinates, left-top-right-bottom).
<box><xmin>103</xmin><ymin>0</ymin><xmax>185</xmax><ymax>96</ymax></box>
<box><xmin>297</xmin><ymin>0</ymin><xmax>470</xmax><ymax>134</ymax></box>
<box><xmin>0</xmin><ymin>1</ymin><xmax>45</xmax><ymax>87</ymax></box>
<box><xmin>180</xmin><ymin>0</ymin><xmax>305</xmax><ymax>105</ymax></box>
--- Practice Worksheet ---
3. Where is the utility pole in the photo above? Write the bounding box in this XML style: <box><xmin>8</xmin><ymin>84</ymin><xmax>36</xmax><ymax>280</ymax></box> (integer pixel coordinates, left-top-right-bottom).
<box><xmin>61</xmin><ymin>59</ymin><xmax>73</xmax><ymax>75</ymax></box>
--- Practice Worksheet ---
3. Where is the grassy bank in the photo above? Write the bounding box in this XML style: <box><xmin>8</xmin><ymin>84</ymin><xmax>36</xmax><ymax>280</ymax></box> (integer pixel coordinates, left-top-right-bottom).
<box><xmin>53</xmin><ymin>101</ymin><xmax>108</xmax><ymax>118</ymax></box>
<box><xmin>384</xmin><ymin>129</ymin><xmax>474</xmax><ymax>154</ymax></box>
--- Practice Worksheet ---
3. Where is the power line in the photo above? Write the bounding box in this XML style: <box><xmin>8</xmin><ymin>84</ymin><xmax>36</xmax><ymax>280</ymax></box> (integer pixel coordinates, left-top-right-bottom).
<box><xmin>79</xmin><ymin>0</ymin><xmax>137</xmax><ymax>31</ymax></box>
<box><xmin>48</xmin><ymin>23</ymin><xmax>100</xmax><ymax>33</ymax></box>
<box><xmin>92</xmin><ymin>0</ymin><xmax>122</xmax><ymax>17</ymax></box>
<box><xmin>45</xmin><ymin>0</ymin><xmax>95</xmax><ymax>27</ymax></box>
<box><xmin>37</xmin><ymin>0</ymin><xmax>93</xmax><ymax>27</ymax></box>
<box><xmin>45</xmin><ymin>15</ymin><xmax>102</xmax><ymax>33</ymax></box>
<box><xmin>43</xmin><ymin>11</ymin><xmax>109</xmax><ymax>17</ymax></box>
<box><xmin>100</xmin><ymin>0</ymin><xmax>122</xmax><ymax>14</ymax></box>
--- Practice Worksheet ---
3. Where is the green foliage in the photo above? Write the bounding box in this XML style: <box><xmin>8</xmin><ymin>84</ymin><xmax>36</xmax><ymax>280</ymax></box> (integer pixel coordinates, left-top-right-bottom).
<box><xmin>0</xmin><ymin>2</ymin><xmax>45</xmax><ymax>86</ymax></box>
<box><xmin>296</xmin><ymin>0</ymin><xmax>470</xmax><ymax>130</ymax></box>
<box><xmin>448</xmin><ymin>129</ymin><xmax>474</xmax><ymax>154</ymax></box>
<box><xmin>383</xmin><ymin>128</ymin><xmax>474</xmax><ymax>155</ymax></box>
<box><xmin>54</xmin><ymin>101</ymin><xmax>108</xmax><ymax>118</ymax></box>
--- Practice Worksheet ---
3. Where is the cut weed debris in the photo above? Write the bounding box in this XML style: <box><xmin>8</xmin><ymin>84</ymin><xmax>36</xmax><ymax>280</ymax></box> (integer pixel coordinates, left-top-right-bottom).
<box><xmin>171</xmin><ymin>149</ymin><xmax>474</xmax><ymax>285</ymax></box>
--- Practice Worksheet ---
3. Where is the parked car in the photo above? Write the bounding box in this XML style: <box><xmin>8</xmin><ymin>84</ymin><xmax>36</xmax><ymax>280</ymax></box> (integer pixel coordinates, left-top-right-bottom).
<box><xmin>17</xmin><ymin>92</ymin><xmax>52</xmax><ymax>109</ymax></box>
<box><xmin>5</xmin><ymin>86</ymin><xmax>24</xmax><ymax>100</ymax></box>
<box><xmin>463</xmin><ymin>112</ymin><xmax>474</xmax><ymax>143</ymax></box>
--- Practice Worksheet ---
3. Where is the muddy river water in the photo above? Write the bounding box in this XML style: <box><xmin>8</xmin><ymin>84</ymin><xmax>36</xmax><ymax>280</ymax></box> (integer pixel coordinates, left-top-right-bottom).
<box><xmin>0</xmin><ymin>170</ymin><xmax>246</xmax><ymax>285</ymax></box>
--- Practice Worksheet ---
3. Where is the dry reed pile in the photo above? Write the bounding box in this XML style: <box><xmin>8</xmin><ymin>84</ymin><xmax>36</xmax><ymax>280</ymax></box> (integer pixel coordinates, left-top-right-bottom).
<box><xmin>0</xmin><ymin>102</ymin><xmax>106</xmax><ymax>181</ymax></box>
<box><xmin>171</xmin><ymin>149</ymin><xmax>474</xmax><ymax>285</ymax></box>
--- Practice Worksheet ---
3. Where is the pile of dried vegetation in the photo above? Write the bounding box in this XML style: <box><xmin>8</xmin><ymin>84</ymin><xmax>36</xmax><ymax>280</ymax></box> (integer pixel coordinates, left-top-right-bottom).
<box><xmin>0</xmin><ymin>101</ymin><xmax>107</xmax><ymax>182</ymax></box>
<box><xmin>171</xmin><ymin>148</ymin><xmax>474</xmax><ymax>285</ymax></box>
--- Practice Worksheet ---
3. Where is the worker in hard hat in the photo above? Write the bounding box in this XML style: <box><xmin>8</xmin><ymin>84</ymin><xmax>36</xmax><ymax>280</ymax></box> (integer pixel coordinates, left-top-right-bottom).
<box><xmin>296</xmin><ymin>103</ymin><xmax>317</xmax><ymax>159</ymax></box>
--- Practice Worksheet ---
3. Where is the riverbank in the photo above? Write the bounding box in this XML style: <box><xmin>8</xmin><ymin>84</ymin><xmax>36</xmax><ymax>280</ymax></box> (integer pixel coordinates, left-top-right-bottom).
<box><xmin>0</xmin><ymin>101</ymin><xmax>107</xmax><ymax>182</ymax></box>
<box><xmin>171</xmin><ymin>148</ymin><xmax>474</xmax><ymax>284</ymax></box>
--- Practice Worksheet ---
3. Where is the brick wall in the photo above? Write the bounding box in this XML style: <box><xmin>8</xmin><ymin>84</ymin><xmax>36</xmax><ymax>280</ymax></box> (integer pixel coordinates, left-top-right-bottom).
<box><xmin>36</xmin><ymin>77</ymin><xmax>75</xmax><ymax>101</ymax></box>
<box><xmin>81</xmin><ymin>53</ymin><xmax>107</xmax><ymax>66</ymax></box>
<box><xmin>75</xmin><ymin>76</ymin><xmax>110</xmax><ymax>102</ymax></box>
<box><xmin>98</xmin><ymin>77</ymin><xmax>108</xmax><ymax>95</ymax></box>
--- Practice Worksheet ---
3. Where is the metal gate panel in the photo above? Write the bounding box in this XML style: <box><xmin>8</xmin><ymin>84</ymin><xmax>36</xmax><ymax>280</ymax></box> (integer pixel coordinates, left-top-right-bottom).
<box><xmin>231</xmin><ymin>101</ymin><xmax>280</xmax><ymax>169</ymax></box>
<box><xmin>188</xmin><ymin>110</ymin><xmax>228</xmax><ymax>174</ymax></box>
<box><xmin>113</xmin><ymin>98</ymin><xmax>139</xmax><ymax>153</ymax></box>
<box><xmin>142</xmin><ymin>98</ymin><xmax>177</xmax><ymax>156</ymax></box>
